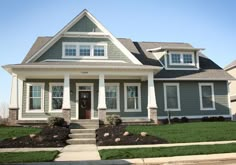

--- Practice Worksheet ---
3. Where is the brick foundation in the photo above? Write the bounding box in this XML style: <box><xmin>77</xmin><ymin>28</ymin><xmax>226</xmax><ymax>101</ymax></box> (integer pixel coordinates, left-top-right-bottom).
<box><xmin>149</xmin><ymin>107</ymin><xmax>158</xmax><ymax>124</ymax></box>
<box><xmin>62</xmin><ymin>109</ymin><xmax>71</xmax><ymax>124</ymax></box>
<box><xmin>98</xmin><ymin>108</ymin><xmax>106</xmax><ymax>125</ymax></box>
<box><xmin>8</xmin><ymin>108</ymin><xmax>18</xmax><ymax>125</ymax></box>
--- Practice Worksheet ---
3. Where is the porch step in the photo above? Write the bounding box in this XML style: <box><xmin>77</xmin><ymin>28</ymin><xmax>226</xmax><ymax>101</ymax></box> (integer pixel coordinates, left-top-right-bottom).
<box><xmin>70</xmin><ymin>120</ymin><xmax>99</xmax><ymax>129</ymax></box>
<box><xmin>66</xmin><ymin>138</ymin><xmax>96</xmax><ymax>144</ymax></box>
<box><xmin>70</xmin><ymin>129</ymin><xmax>96</xmax><ymax>134</ymax></box>
<box><xmin>69</xmin><ymin>133</ymin><xmax>96</xmax><ymax>139</ymax></box>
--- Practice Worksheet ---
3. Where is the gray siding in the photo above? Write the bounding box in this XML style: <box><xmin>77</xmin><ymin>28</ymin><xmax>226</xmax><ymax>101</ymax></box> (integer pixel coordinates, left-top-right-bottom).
<box><xmin>68</xmin><ymin>15</ymin><xmax>101</xmax><ymax>32</ymax></box>
<box><xmin>36</xmin><ymin>37</ymin><xmax>132</xmax><ymax>63</ymax></box>
<box><xmin>156</xmin><ymin>81</ymin><xmax>230</xmax><ymax>117</ymax></box>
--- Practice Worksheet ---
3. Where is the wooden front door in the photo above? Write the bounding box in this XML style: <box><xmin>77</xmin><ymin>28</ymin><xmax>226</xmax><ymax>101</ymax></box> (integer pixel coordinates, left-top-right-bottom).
<box><xmin>79</xmin><ymin>91</ymin><xmax>91</xmax><ymax>119</ymax></box>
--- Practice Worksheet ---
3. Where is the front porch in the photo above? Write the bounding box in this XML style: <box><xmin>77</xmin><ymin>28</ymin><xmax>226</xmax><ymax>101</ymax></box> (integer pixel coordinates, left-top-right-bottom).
<box><xmin>7</xmin><ymin>64</ymin><xmax>161</xmax><ymax>125</ymax></box>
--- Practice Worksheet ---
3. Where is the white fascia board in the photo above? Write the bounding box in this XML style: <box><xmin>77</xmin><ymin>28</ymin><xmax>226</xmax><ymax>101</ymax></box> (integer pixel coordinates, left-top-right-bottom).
<box><xmin>154</xmin><ymin>78</ymin><xmax>232</xmax><ymax>81</ymax></box>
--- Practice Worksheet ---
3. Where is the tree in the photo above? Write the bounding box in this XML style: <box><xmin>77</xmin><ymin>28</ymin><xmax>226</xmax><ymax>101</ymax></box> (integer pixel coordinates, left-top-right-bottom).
<box><xmin>0</xmin><ymin>102</ymin><xmax>9</xmax><ymax>118</ymax></box>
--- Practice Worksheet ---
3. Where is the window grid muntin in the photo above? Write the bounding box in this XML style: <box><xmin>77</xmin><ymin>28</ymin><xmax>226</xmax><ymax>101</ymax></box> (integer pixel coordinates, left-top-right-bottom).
<box><xmin>65</xmin><ymin>45</ymin><xmax>76</xmax><ymax>56</ymax></box>
<box><xmin>105</xmin><ymin>86</ymin><xmax>118</xmax><ymax>110</ymax></box>
<box><xmin>51</xmin><ymin>86</ymin><xmax>63</xmax><ymax>110</ymax></box>
<box><xmin>29</xmin><ymin>85</ymin><xmax>42</xmax><ymax>110</ymax></box>
<box><xmin>79</xmin><ymin>45</ymin><xmax>91</xmax><ymax>56</ymax></box>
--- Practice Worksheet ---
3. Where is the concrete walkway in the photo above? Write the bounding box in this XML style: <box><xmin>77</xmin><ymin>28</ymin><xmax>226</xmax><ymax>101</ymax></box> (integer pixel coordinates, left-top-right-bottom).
<box><xmin>98</xmin><ymin>140</ymin><xmax>236</xmax><ymax>150</ymax></box>
<box><xmin>0</xmin><ymin>147</ymin><xmax>63</xmax><ymax>152</ymax></box>
<box><xmin>55</xmin><ymin>144</ymin><xmax>101</xmax><ymax>161</ymax></box>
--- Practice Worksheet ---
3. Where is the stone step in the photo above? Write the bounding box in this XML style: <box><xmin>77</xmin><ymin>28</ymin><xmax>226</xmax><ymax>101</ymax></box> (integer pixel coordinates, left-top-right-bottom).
<box><xmin>69</xmin><ymin>133</ymin><xmax>96</xmax><ymax>139</ymax></box>
<box><xmin>66</xmin><ymin>138</ymin><xmax>96</xmax><ymax>144</ymax></box>
<box><xmin>70</xmin><ymin>129</ymin><xmax>96</xmax><ymax>134</ymax></box>
<box><xmin>70</xmin><ymin>124</ymin><xmax>99</xmax><ymax>129</ymax></box>
<box><xmin>71</xmin><ymin>120</ymin><xmax>99</xmax><ymax>124</ymax></box>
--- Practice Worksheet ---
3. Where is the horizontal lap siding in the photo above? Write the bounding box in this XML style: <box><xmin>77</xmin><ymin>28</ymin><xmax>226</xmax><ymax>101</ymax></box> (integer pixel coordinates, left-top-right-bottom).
<box><xmin>155</xmin><ymin>81</ymin><xmax>230</xmax><ymax>117</ymax></box>
<box><xmin>36</xmin><ymin>37</ymin><xmax>132</xmax><ymax>63</ymax></box>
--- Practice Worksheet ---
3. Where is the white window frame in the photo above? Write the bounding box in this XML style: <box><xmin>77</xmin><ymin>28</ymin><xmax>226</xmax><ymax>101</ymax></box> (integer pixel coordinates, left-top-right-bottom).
<box><xmin>105</xmin><ymin>83</ymin><xmax>120</xmax><ymax>112</ymax></box>
<box><xmin>49</xmin><ymin>83</ymin><xmax>64</xmax><ymax>113</ymax></box>
<box><xmin>169</xmin><ymin>52</ymin><xmax>195</xmax><ymax>66</ymax></box>
<box><xmin>26</xmin><ymin>83</ymin><xmax>45</xmax><ymax>113</ymax></box>
<box><xmin>62</xmin><ymin>42</ymin><xmax>108</xmax><ymax>59</ymax></box>
<box><xmin>124</xmin><ymin>83</ymin><xmax>141</xmax><ymax>112</ymax></box>
<box><xmin>163</xmin><ymin>83</ymin><xmax>181</xmax><ymax>111</ymax></box>
<box><xmin>199</xmin><ymin>83</ymin><xmax>216</xmax><ymax>110</ymax></box>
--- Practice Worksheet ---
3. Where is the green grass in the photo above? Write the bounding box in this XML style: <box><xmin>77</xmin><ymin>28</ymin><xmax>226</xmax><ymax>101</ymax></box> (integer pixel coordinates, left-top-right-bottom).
<box><xmin>126</xmin><ymin>122</ymin><xmax>236</xmax><ymax>143</ymax></box>
<box><xmin>0</xmin><ymin>151</ymin><xmax>59</xmax><ymax>163</ymax></box>
<box><xmin>99</xmin><ymin>143</ymin><xmax>236</xmax><ymax>160</ymax></box>
<box><xmin>0</xmin><ymin>126</ymin><xmax>41</xmax><ymax>141</ymax></box>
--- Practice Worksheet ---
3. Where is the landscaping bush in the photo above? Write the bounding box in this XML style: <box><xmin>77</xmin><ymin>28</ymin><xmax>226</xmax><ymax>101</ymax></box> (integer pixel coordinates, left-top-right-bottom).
<box><xmin>106</xmin><ymin>115</ymin><xmax>122</xmax><ymax>126</ymax></box>
<box><xmin>218</xmin><ymin>116</ymin><xmax>225</xmax><ymax>121</ymax></box>
<box><xmin>201</xmin><ymin>116</ymin><xmax>225</xmax><ymax>122</ymax></box>
<box><xmin>171</xmin><ymin>117</ymin><xmax>180</xmax><ymax>123</ymax></box>
<box><xmin>201</xmin><ymin>117</ymin><xmax>209</xmax><ymax>122</ymax></box>
<box><xmin>47</xmin><ymin>117</ymin><xmax>65</xmax><ymax>127</ymax></box>
<box><xmin>181</xmin><ymin>117</ymin><xmax>189</xmax><ymax>123</ymax></box>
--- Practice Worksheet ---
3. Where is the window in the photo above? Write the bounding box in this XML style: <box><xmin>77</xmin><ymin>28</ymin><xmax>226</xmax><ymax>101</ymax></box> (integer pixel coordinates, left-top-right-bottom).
<box><xmin>49</xmin><ymin>83</ymin><xmax>63</xmax><ymax>112</ymax></box>
<box><xmin>94</xmin><ymin>46</ymin><xmax>105</xmax><ymax>56</ymax></box>
<box><xmin>62</xmin><ymin>42</ymin><xmax>107</xmax><ymax>58</ymax></box>
<box><xmin>164</xmin><ymin>83</ymin><xmax>181</xmax><ymax>111</ymax></box>
<box><xmin>79</xmin><ymin>45</ymin><xmax>90</xmax><ymax>56</ymax></box>
<box><xmin>124</xmin><ymin>83</ymin><xmax>141</xmax><ymax>112</ymax></box>
<box><xmin>199</xmin><ymin>83</ymin><xmax>215</xmax><ymax>110</ymax></box>
<box><xmin>26</xmin><ymin>83</ymin><xmax>44</xmax><ymax>112</ymax></box>
<box><xmin>65</xmin><ymin>45</ymin><xmax>76</xmax><ymax>56</ymax></box>
<box><xmin>105</xmin><ymin>83</ymin><xmax>120</xmax><ymax>112</ymax></box>
<box><xmin>170</xmin><ymin>52</ymin><xmax>194</xmax><ymax>65</ymax></box>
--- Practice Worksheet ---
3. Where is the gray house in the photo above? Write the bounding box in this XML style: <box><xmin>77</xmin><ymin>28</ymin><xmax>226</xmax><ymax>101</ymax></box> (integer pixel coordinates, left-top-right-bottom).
<box><xmin>3</xmin><ymin>9</ymin><xmax>233</xmax><ymax>125</ymax></box>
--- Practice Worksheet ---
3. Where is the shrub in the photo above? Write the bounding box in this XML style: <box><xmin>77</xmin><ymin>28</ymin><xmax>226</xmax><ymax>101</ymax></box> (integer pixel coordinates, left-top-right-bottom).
<box><xmin>181</xmin><ymin>117</ymin><xmax>189</xmax><ymax>123</ymax></box>
<box><xmin>201</xmin><ymin>116</ymin><xmax>225</xmax><ymax>122</ymax></box>
<box><xmin>201</xmin><ymin>117</ymin><xmax>209</xmax><ymax>122</ymax></box>
<box><xmin>106</xmin><ymin>114</ymin><xmax>122</xmax><ymax>126</ymax></box>
<box><xmin>218</xmin><ymin>116</ymin><xmax>225</xmax><ymax>121</ymax></box>
<box><xmin>171</xmin><ymin>117</ymin><xmax>180</xmax><ymax>123</ymax></box>
<box><xmin>47</xmin><ymin>117</ymin><xmax>65</xmax><ymax>127</ymax></box>
<box><xmin>160</xmin><ymin>118</ymin><xmax>169</xmax><ymax>125</ymax></box>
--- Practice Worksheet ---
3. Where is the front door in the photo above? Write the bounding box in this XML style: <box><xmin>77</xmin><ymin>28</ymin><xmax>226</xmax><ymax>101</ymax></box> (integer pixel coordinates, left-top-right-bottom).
<box><xmin>79</xmin><ymin>91</ymin><xmax>91</xmax><ymax>119</ymax></box>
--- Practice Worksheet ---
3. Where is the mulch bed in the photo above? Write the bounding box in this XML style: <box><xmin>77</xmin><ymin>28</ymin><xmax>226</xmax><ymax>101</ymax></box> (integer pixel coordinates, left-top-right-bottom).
<box><xmin>0</xmin><ymin>126</ymin><xmax>69</xmax><ymax>148</ymax></box>
<box><xmin>96</xmin><ymin>125</ymin><xmax>167</xmax><ymax>146</ymax></box>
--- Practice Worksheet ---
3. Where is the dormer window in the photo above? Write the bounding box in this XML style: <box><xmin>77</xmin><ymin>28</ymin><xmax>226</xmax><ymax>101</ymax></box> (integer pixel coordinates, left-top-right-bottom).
<box><xmin>62</xmin><ymin>42</ymin><xmax>107</xmax><ymax>59</ymax></box>
<box><xmin>170</xmin><ymin>52</ymin><xmax>194</xmax><ymax>65</ymax></box>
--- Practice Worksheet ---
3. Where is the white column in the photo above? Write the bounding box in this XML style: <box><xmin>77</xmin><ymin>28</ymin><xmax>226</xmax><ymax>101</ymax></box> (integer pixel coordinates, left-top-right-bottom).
<box><xmin>98</xmin><ymin>73</ymin><xmax>107</xmax><ymax>109</ymax></box>
<box><xmin>9</xmin><ymin>74</ymin><xmax>18</xmax><ymax>109</ymax></box>
<box><xmin>62</xmin><ymin>74</ymin><xmax>71</xmax><ymax>109</ymax></box>
<box><xmin>148</xmin><ymin>72</ymin><xmax>157</xmax><ymax>109</ymax></box>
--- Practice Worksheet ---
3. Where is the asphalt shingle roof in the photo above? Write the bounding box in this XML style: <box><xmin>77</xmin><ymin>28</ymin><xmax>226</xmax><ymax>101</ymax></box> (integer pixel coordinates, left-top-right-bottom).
<box><xmin>225</xmin><ymin>60</ymin><xmax>236</xmax><ymax>71</ymax></box>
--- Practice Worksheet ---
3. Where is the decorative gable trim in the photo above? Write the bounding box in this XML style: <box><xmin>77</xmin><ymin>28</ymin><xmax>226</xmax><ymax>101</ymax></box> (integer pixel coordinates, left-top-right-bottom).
<box><xmin>26</xmin><ymin>9</ymin><xmax>142</xmax><ymax>65</ymax></box>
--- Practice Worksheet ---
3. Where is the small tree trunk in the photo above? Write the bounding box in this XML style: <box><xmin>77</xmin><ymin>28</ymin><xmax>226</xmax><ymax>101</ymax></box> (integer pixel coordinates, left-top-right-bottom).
<box><xmin>167</xmin><ymin>110</ymin><xmax>171</xmax><ymax>124</ymax></box>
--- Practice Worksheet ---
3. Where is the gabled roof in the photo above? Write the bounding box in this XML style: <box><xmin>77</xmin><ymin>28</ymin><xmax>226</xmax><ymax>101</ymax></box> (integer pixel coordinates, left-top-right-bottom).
<box><xmin>224</xmin><ymin>60</ymin><xmax>236</xmax><ymax>71</ymax></box>
<box><xmin>24</xmin><ymin>9</ymin><xmax>142</xmax><ymax>65</ymax></box>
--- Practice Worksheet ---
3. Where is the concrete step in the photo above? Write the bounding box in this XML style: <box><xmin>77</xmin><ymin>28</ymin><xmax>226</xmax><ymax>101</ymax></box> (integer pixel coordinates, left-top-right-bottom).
<box><xmin>66</xmin><ymin>138</ymin><xmax>96</xmax><ymax>144</ymax></box>
<box><xmin>69</xmin><ymin>133</ymin><xmax>96</xmax><ymax>139</ymax></box>
<box><xmin>70</xmin><ymin>124</ymin><xmax>99</xmax><ymax>129</ymax></box>
<box><xmin>70</xmin><ymin>129</ymin><xmax>96</xmax><ymax>134</ymax></box>
<box><xmin>71</xmin><ymin>120</ymin><xmax>99</xmax><ymax>124</ymax></box>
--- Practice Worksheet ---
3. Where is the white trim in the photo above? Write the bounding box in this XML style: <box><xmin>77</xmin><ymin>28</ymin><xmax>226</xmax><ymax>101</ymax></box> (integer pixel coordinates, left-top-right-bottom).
<box><xmin>199</xmin><ymin>83</ymin><xmax>216</xmax><ymax>110</ymax></box>
<box><xmin>163</xmin><ymin>83</ymin><xmax>181</xmax><ymax>111</ymax></box>
<box><xmin>44</xmin><ymin>59</ymin><xmax>126</xmax><ymax>63</ymax></box>
<box><xmin>227</xmin><ymin>81</ymin><xmax>233</xmax><ymax>120</ymax></box>
<box><xmin>105</xmin><ymin>83</ymin><xmax>120</xmax><ymax>112</ymax></box>
<box><xmin>157</xmin><ymin>115</ymin><xmax>231</xmax><ymax>119</ymax></box>
<box><xmin>18</xmin><ymin>78</ymin><xmax>23</xmax><ymax>120</ymax></box>
<box><xmin>124</xmin><ymin>83</ymin><xmax>142</xmax><ymax>112</ymax></box>
<box><xmin>9</xmin><ymin>74</ymin><xmax>18</xmax><ymax>109</ymax></box>
<box><xmin>169</xmin><ymin>51</ymin><xmax>195</xmax><ymax>66</ymax></box>
<box><xmin>165</xmin><ymin>67</ymin><xmax>199</xmax><ymax>71</ymax></box>
<box><xmin>76</xmin><ymin>83</ymin><xmax>96</xmax><ymax>120</ymax></box>
<box><xmin>26</xmin><ymin>10</ymin><xmax>142</xmax><ymax>65</ymax></box>
<box><xmin>26</xmin><ymin>83</ymin><xmax>45</xmax><ymax>113</ymax></box>
<box><xmin>154</xmin><ymin>78</ymin><xmax>232</xmax><ymax>81</ymax></box>
<box><xmin>49</xmin><ymin>83</ymin><xmax>64</xmax><ymax>113</ymax></box>
<box><xmin>196</xmin><ymin>51</ymin><xmax>200</xmax><ymax>69</ymax></box>
<box><xmin>62</xmin><ymin>42</ymin><xmax>108</xmax><ymax>59</ymax></box>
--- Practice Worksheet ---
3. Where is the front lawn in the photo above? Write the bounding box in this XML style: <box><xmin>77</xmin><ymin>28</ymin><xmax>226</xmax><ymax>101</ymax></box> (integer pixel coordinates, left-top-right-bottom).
<box><xmin>126</xmin><ymin>122</ymin><xmax>236</xmax><ymax>143</ymax></box>
<box><xmin>0</xmin><ymin>151</ymin><xmax>59</xmax><ymax>163</ymax></box>
<box><xmin>0</xmin><ymin>126</ymin><xmax>41</xmax><ymax>141</ymax></box>
<box><xmin>99</xmin><ymin>143</ymin><xmax>236</xmax><ymax>160</ymax></box>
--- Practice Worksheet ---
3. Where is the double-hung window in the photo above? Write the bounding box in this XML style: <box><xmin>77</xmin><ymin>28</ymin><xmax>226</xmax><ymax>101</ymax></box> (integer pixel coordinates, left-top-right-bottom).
<box><xmin>105</xmin><ymin>83</ymin><xmax>120</xmax><ymax>112</ymax></box>
<box><xmin>63</xmin><ymin>42</ymin><xmax>107</xmax><ymax>58</ymax></box>
<box><xmin>199</xmin><ymin>83</ymin><xmax>215</xmax><ymax>110</ymax></box>
<box><xmin>170</xmin><ymin>52</ymin><xmax>194</xmax><ymax>65</ymax></box>
<box><xmin>124</xmin><ymin>83</ymin><xmax>141</xmax><ymax>112</ymax></box>
<box><xmin>26</xmin><ymin>83</ymin><xmax>44</xmax><ymax>112</ymax></box>
<box><xmin>164</xmin><ymin>83</ymin><xmax>181</xmax><ymax>111</ymax></box>
<box><xmin>49</xmin><ymin>83</ymin><xmax>64</xmax><ymax>112</ymax></box>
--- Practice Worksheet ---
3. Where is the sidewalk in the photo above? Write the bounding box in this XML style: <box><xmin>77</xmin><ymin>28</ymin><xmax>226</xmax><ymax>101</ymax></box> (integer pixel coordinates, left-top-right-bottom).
<box><xmin>97</xmin><ymin>140</ymin><xmax>236</xmax><ymax>150</ymax></box>
<box><xmin>0</xmin><ymin>147</ymin><xmax>63</xmax><ymax>152</ymax></box>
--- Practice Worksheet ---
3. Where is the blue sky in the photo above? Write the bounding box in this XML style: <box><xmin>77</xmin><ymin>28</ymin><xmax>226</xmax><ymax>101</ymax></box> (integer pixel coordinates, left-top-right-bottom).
<box><xmin>0</xmin><ymin>0</ymin><xmax>235</xmax><ymax>117</ymax></box>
